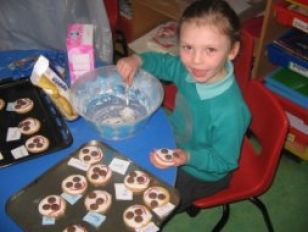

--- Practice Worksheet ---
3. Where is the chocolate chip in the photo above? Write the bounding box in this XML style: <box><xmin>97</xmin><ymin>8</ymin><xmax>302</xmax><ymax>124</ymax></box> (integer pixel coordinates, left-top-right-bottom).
<box><xmin>73</xmin><ymin>176</ymin><xmax>80</xmax><ymax>182</ymax></box>
<box><xmin>99</xmin><ymin>170</ymin><xmax>107</xmax><ymax>176</ymax></box>
<box><xmin>135</xmin><ymin>208</ymin><xmax>142</xmax><ymax>215</ymax></box>
<box><xmin>28</xmin><ymin>143</ymin><xmax>35</xmax><ymax>148</ymax></box>
<box><xmin>158</xmin><ymin>193</ymin><xmax>166</xmax><ymax>200</ymax></box>
<box><xmin>17</xmin><ymin>99</ymin><xmax>26</xmax><ymax>105</ymax></box>
<box><xmin>173</xmin><ymin>152</ymin><xmax>180</xmax><ymax>158</ymax></box>
<box><xmin>51</xmin><ymin>203</ymin><xmax>60</xmax><ymax>211</ymax></box>
<box><xmin>91</xmin><ymin>151</ymin><xmax>99</xmax><ymax>157</ymax></box>
<box><xmin>74</xmin><ymin>182</ymin><xmax>82</xmax><ymax>189</ymax></box>
<box><xmin>137</xmin><ymin>176</ymin><xmax>145</xmax><ymax>183</ymax></box>
<box><xmin>130</xmin><ymin>171</ymin><xmax>137</xmax><ymax>177</ymax></box>
<box><xmin>66</xmin><ymin>182</ymin><xmax>73</xmax><ymax>188</ymax></box>
<box><xmin>151</xmin><ymin>200</ymin><xmax>159</xmax><ymax>208</ymax></box>
<box><xmin>42</xmin><ymin>204</ymin><xmax>50</xmax><ymax>210</ymax></box>
<box><xmin>90</xmin><ymin>203</ymin><xmax>98</xmax><ymax>210</ymax></box>
<box><xmin>91</xmin><ymin>174</ymin><xmax>99</xmax><ymax>179</ymax></box>
<box><xmin>135</xmin><ymin>215</ymin><xmax>143</xmax><ymax>223</ymax></box>
<box><xmin>82</xmin><ymin>148</ymin><xmax>89</xmax><ymax>154</ymax></box>
<box><xmin>127</xmin><ymin>177</ymin><xmax>134</xmax><ymax>183</ymax></box>
<box><xmin>36</xmin><ymin>143</ymin><xmax>43</xmax><ymax>148</ymax></box>
<box><xmin>161</xmin><ymin>148</ymin><xmax>169</xmax><ymax>154</ymax></box>
<box><xmin>149</xmin><ymin>192</ymin><xmax>157</xmax><ymax>199</ymax></box>
<box><xmin>165</xmin><ymin>154</ymin><xmax>172</xmax><ymax>160</ymax></box>
<box><xmin>83</xmin><ymin>155</ymin><xmax>91</xmax><ymax>161</ymax></box>
<box><xmin>47</xmin><ymin>197</ymin><xmax>56</xmax><ymax>203</ymax></box>
<box><xmin>96</xmin><ymin>198</ymin><xmax>105</xmax><ymax>205</ymax></box>
<box><xmin>126</xmin><ymin>211</ymin><xmax>134</xmax><ymax>219</ymax></box>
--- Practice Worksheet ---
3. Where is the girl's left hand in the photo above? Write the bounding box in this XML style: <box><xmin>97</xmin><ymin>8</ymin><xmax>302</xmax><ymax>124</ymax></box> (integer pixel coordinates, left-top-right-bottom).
<box><xmin>172</xmin><ymin>149</ymin><xmax>188</xmax><ymax>166</ymax></box>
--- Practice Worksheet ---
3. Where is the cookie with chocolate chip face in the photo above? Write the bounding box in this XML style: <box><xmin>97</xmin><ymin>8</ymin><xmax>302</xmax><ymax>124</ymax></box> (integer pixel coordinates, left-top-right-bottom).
<box><xmin>13</xmin><ymin>97</ymin><xmax>34</xmax><ymax>114</ymax></box>
<box><xmin>0</xmin><ymin>98</ymin><xmax>5</xmax><ymax>111</ymax></box>
<box><xmin>18</xmin><ymin>117</ymin><xmax>41</xmax><ymax>135</ymax></box>
<box><xmin>78</xmin><ymin>145</ymin><xmax>104</xmax><ymax>165</ymax></box>
<box><xmin>124</xmin><ymin>170</ymin><xmax>151</xmax><ymax>193</ymax></box>
<box><xmin>25</xmin><ymin>135</ymin><xmax>49</xmax><ymax>153</ymax></box>
<box><xmin>86</xmin><ymin>164</ymin><xmax>112</xmax><ymax>187</ymax></box>
<box><xmin>61</xmin><ymin>174</ymin><xmax>88</xmax><ymax>195</ymax></box>
<box><xmin>143</xmin><ymin>186</ymin><xmax>170</xmax><ymax>209</ymax></box>
<box><xmin>123</xmin><ymin>204</ymin><xmax>152</xmax><ymax>230</ymax></box>
<box><xmin>84</xmin><ymin>190</ymin><xmax>112</xmax><ymax>214</ymax></box>
<box><xmin>152</xmin><ymin>148</ymin><xmax>179</xmax><ymax>168</ymax></box>
<box><xmin>38</xmin><ymin>194</ymin><xmax>66</xmax><ymax>218</ymax></box>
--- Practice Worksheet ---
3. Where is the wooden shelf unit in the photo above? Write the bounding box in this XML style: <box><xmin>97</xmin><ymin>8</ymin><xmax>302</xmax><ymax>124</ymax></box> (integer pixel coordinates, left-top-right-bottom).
<box><xmin>252</xmin><ymin>0</ymin><xmax>289</xmax><ymax>79</ymax></box>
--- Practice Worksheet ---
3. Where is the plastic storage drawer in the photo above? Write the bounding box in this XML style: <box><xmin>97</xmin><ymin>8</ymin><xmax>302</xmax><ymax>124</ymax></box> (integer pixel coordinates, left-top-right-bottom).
<box><xmin>267</xmin><ymin>43</ymin><xmax>308</xmax><ymax>77</ymax></box>
<box><xmin>274</xmin><ymin>1</ymin><xmax>308</xmax><ymax>32</ymax></box>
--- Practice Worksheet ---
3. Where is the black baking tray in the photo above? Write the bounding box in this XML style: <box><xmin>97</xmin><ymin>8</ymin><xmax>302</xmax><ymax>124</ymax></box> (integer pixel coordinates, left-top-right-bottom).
<box><xmin>0</xmin><ymin>77</ymin><xmax>73</xmax><ymax>167</ymax></box>
<box><xmin>6</xmin><ymin>140</ymin><xmax>180</xmax><ymax>232</ymax></box>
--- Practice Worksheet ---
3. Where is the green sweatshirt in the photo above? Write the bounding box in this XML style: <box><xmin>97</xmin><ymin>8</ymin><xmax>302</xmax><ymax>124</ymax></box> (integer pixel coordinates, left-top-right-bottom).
<box><xmin>140</xmin><ymin>52</ymin><xmax>251</xmax><ymax>181</ymax></box>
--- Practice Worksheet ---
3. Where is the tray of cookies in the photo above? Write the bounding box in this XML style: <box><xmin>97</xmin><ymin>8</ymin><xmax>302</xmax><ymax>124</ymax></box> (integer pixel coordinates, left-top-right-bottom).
<box><xmin>6</xmin><ymin>140</ymin><xmax>180</xmax><ymax>232</ymax></box>
<box><xmin>0</xmin><ymin>77</ymin><xmax>73</xmax><ymax>167</ymax></box>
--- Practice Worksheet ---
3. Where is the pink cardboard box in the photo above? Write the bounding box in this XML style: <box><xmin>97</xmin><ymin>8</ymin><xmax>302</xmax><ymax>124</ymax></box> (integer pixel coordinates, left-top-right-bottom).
<box><xmin>66</xmin><ymin>24</ymin><xmax>94</xmax><ymax>84</ymax></box>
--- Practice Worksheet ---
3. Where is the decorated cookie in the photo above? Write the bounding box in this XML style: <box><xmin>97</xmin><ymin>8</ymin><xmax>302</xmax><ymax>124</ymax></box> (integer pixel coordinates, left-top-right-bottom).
<box><xmin>38</xmin><ymin>194</ymin><xmax>66</xmax><ymax>218</ymax></box>
<box><xmin>78</xmin><ymin>145</ymin><xmax>103</xmax><ymax>165</ymax></box>
<box><xmin>13</xmin><ymin>97</ymin><xmax>34</xmax><ymax>114</ymax></box>
<box><xmin>123</xmin><ymin>204</ymin><xmax>152</xmax><ymax>230</ymax></box>
<box><xmin>86</xmin><ymin>163</ymin><xmax>112</xmax><ymax>187</ymax></box>
<box><xmin>25</xmin><ymin>135</ymin><xmax>49</xmax><ymax>153</ymax></box>
<box><xmin>124</xmin><ymin>170</ymin><xmax>151</xmax><ymax>193</ymax></box>
<box><xmin>62</xmin><ymin>174</ymin><xmax>88</xmax><ymax>195</ymax></box>
<box><xmin>143</xmin><ymin>186</ymin><xmax>170</xmax><ymax>209</ymax></box>
<box><xmin>18</xmin><ymin>117</ymin><xmax>41</xmax><ymax>135</ymax></box>
<box><xmin>84</xmin><ymin>190</ymin><xmax>112</xmax><ymax>214</ymax></box>
<box><xmin>152</xmin><ymin>148</ymin><xmax>179</xmax><ymax>168</ymax></box>
<box><xmin>63</xmin><ymin>224</ymin><xmax>88</xmax><ymax>232</ymax></box>
<box><xmin>0</xmin><ymin>98</ymin><xmax>5</xmax><ymax>111</ymax></box>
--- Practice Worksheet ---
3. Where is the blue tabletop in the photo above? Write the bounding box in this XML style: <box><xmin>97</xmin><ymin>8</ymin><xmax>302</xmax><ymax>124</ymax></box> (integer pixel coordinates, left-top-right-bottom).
<box><xmin>0</xmin><ymin>108</ymin><xmax>177</xmax><ymax>231</ymax></box>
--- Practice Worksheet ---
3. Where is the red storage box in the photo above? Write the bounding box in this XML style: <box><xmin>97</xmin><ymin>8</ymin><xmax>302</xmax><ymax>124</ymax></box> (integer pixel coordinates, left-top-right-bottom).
<box><xmin>274</xmin><ymin>1</ymin><xmax>308</xmax><ymax>32</ymax></box>
<box><xmin>269</xmin><ymin>88</ymin><xmax>308</xmax><ymax>159</ymax></box>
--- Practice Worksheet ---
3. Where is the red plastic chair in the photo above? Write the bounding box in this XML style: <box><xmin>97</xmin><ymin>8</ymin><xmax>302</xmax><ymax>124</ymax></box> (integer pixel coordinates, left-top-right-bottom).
<box><xmin>162</xmin><ymin>28</ymin><xmax>255</xmax><ymax>111</ymax></box>
<box><xmin>187</xmin><ymin>80</ymin><xmax>288</xmax><ymax>231</ymax></box>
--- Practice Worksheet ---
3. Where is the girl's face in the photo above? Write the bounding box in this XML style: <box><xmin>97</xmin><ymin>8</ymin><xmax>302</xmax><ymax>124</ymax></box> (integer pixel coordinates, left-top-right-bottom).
<box><xmin>179</xmin><ymin>21</ymin><xmax>239</xmax><ymax>84</ymax></box>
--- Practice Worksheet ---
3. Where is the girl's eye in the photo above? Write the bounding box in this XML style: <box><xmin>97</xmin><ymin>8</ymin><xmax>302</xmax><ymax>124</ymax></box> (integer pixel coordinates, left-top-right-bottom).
<box><xmin>205</xmin><ymin>47</ymin><xmax>216</xmax><ymax>54</ymax></box>
<box><xmin>181</xmin><ymin>45</ymin><xmax>192</xmax><ymax>51</ymax></box>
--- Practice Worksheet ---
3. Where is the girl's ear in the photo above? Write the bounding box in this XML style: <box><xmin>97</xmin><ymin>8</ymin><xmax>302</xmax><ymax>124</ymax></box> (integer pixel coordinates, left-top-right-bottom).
<box><xmin>228</xmin><ymin>41</ymin><xmax>240</xmax><ymax>61</ymax></box>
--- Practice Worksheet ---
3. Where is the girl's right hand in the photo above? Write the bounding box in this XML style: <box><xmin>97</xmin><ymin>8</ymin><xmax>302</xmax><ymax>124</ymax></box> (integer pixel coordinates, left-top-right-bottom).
<box><xmin>116</xmin><ymin>54</ymin><xmax>142</xmax><ymax>86</ymax></box>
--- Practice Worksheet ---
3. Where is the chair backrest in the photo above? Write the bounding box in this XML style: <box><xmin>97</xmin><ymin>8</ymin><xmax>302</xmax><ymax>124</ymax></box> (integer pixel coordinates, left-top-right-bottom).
<box><xmin>193</xmin><ymin>80</ymin><xmax>288</xmax><ymax>208</ymax></box>
<box><xmin>233</xmin><ymin>29</ymin><xmax>255</xmax><ymax>92</ymax></box>
<box><xmin>231</xmin><ymin>80</ymin><xmax>288</xmax><ymax>197</ymax></box>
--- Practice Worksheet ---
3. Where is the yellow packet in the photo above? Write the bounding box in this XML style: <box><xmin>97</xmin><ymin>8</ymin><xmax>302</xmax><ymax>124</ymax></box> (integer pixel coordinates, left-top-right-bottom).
<box><xmin>30</xmin><ymin>55</ymin><xmax>78</xmax><ymax>121</ymax></box>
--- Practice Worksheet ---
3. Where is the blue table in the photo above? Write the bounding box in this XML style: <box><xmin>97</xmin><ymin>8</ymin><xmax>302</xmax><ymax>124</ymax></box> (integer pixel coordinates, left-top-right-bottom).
<box><xmin>0</xmin><ymin>108</ymin><xmax>176</xmax><ymax>231</ymax></box>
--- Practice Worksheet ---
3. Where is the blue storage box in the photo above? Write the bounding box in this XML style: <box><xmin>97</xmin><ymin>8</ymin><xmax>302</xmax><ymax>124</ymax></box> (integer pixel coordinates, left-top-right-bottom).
<box><xmin>266</xmin><ymin>29</ymin><xmax>308</xmax><ymax>78</ymax></box>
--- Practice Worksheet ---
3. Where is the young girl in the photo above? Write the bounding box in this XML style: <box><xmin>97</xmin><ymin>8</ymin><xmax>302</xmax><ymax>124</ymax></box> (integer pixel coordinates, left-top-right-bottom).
<box><xmin>117</xmin><ymin>0</ymin><xmax>251</xmax><ymax>213</ymax></box>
